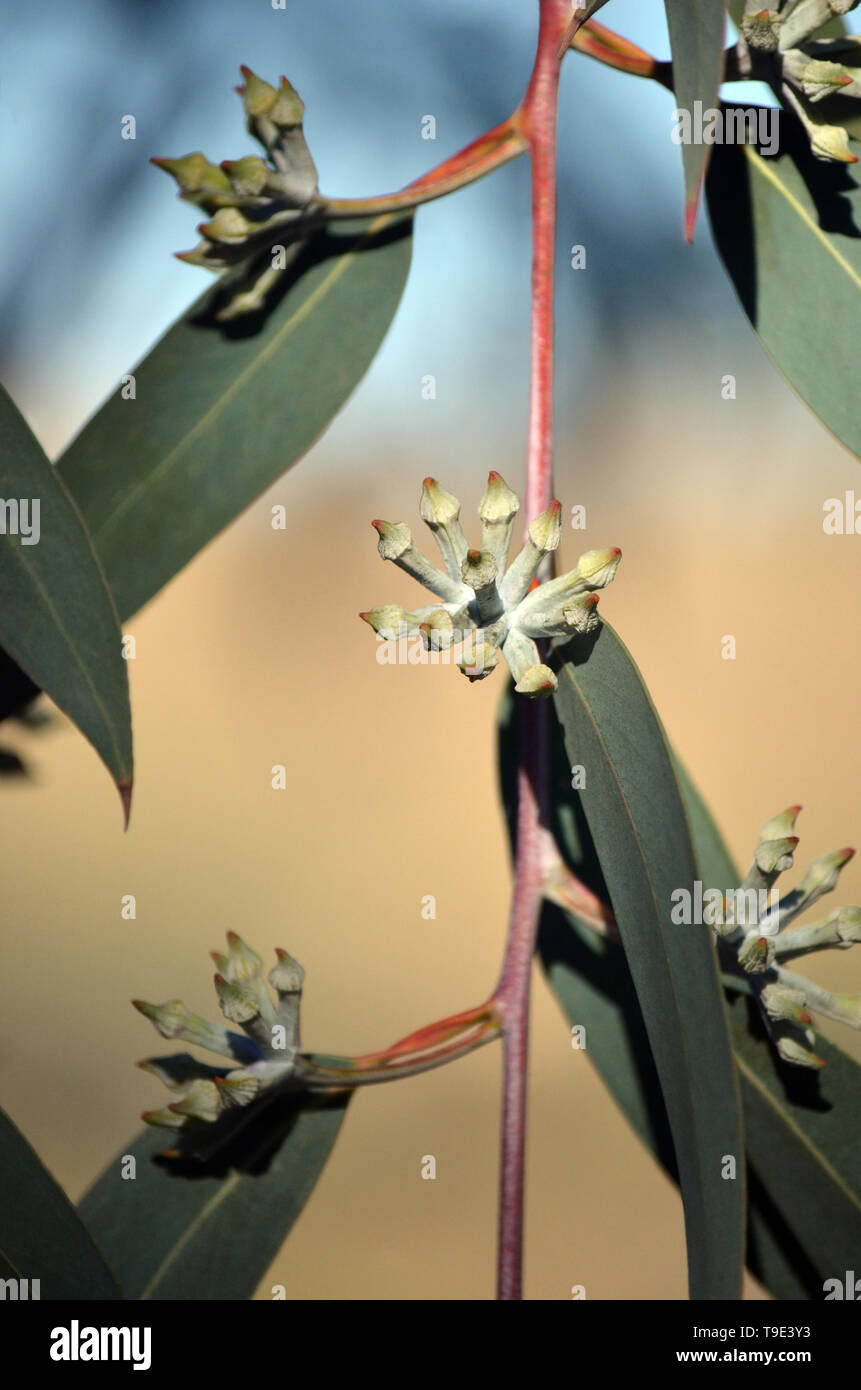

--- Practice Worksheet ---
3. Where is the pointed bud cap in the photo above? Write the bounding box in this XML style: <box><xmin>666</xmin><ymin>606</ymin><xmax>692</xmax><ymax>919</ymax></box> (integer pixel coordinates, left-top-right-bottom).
<box><xmin>271</xmin><ymin>75</ymin><xmax>305</xmax><ymax>127</ymax></box>
<box><xmin>224</xmin><ymin>931</ymin><xmax>264</xmax><ymax>984</ymax></box>
<box><xmin>151</xmin><ymin>152</ymin><xmax>209</xmax><ymax>192</ymax></box>
<box><xmin>199</xmin><ymin>208</ymin><xmax>253</xmax><ymax>243</ymax></box>
<box><xmin>738</xmin><ymin>934</ymin><xmax>775</xmax><ymax>974</ymax></box>
<box><xmin>215</xmin><ymin>1073</ymin><xmax>261</xmax><ymax>1107</ymax></box>
<box><xmin>142</xmin><ymin>1107</ymin><xmax>187</xmax><ymax>1131</ymax></box>
<box><xmin>799</xmin><ymin>58</ymin><xmax>858</xmax><ymax>102</ymax></box>
<box><xmin>239</xmin><ymin>66</ymin><xmax>279</xmax><ymax>118</ymax></box>
<box><xmin>527</xmin><ymin>501</ymin><xmax>562</xmax><ymax>554</ymax></box>
<box><xmin>810</xmin><ymin>121</ymin><xmax>857</xmax><ymax>164</ymax></box>
<box><xmin>269</xmin><ymin>948</ymin><xmax>305</xmax><ymax>995</ymax></box>
<box><xmin>575</xmin><ymin>547</ymin><xmax>622</xmax><ymax>590</ymax></box>
<box><xmin>479</xmin><ymin>472</ymin><xmax>519</xmax><ymax>525</ymax></box>
<box><xmin>457</xmin><ymin>640</ymin><xmax>500</xmax><ymax>682</ymax></box>
<box><xmin>419</xmin><ymin>609</ymin><xmax>455</xmax><ymax>650</ymax></box>
<box><xmin>514</xmin><ymin>664</ymin><xmax>558</xmax><ymax>698</ymax></box>
<box><xmin>754</xmin><ymin>836</ymin><xmax>799</xmax><ymax>876</ymax></box>
<box><xmin>799</xmin><ymin>846</ymin><xmax>855</xmax><ymax>899</ymax></box>
<box><xmin>776</xmin><ymin>1036</ymin><xmax>825</xmax><ymax>1069</ymax></box>
<box><xmin>420</xmin><ymin>478</ymin><xmax>461</xmax><ymax>529</ymax></box>
<box><xmin>761</xmin><ymin>983</ymin><xmax>812</xmax><ymax>1026</ymax></box>
<box><xmin>360</xmin><ymin>605</ymin><xmax>407</xmax><ymax>639</ymax></box>
<box><xmin>169</xmin><ymin>1079</ymin><xmax>222</xmax><ymax>1124</ymax></box>
<box><xmin>221</xmin><ymin>155</ymin><xmax>270</xmax><ymax>197</ymax></box>
<box><xmin>214</xmin><ymin>974</ymin><xmax>261</xmax><ymax>1024</ymax></box>
<box><xmin>759</xmin><ymin>805</ymin><xmax>802</xmax><ymax>842</ymax></box>
<box><xmin>372</xmin><ymin>519</ymin><xmax>411</xmax><ymax>562</ymax></box>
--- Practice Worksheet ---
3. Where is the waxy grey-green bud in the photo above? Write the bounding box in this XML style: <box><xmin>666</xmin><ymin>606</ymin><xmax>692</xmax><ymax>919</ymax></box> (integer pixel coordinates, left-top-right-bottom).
<box><xmin>457</xmin><ymin>639</ymin><xmax>500</xmax><ymax>682</ymax></box>
<box><xmin>461</xmin><ymin>548</ymin><xmax>503</xmax><ymax>624</ymax></box>
<box><xmin>199</xmin><ymin>207</ymin><xmax>255</xmax><ymax>244</ymax></box>
<box><xmin>758</xmin><ymin>805</ymin><xmax>802</xmax><ymax>843</ymax></box>
<box><xmin>742</xmin><ymin>9</ymin><xmax>782</xmax><ymax>51</ymax></box>
<box><xmin>499</xmin><ymin>502</ymin><xmax>563</xmax><ymax>606</ymax></box>
<box><xmin>774</xmin><ymin>846</ymin><xmax>856</xmax><ymax>931</ymax></box>
<box><xmin>775</xmin><ymin>1034</ymin><xmax>825</xmax><ymax>1068</ymax></box>
<box><xmin>132</xmin><ymin>999</ymin><xmax>250</xmax><ymax>1062</ymax></box>
<box><xmin>479</xmin><ymin>471</ymin><xmax>520</xmax><ymax>571</ymax></box>
<box><xmin>362</xmin><ymin>478</ymin><xmax>619</xmax><ymax>696</ymax></box>
<box><xmin>760</xmin><ymin>982</ymin><xmax>812</xmax><ymax>1025</ymax></box>
<box><xmin>782</xmin><ymin>50</ymin><xmax>859</xmax><ymax>101</ymax></box>
<box><xmin>136</xmin><ymin>936</ymin><xmax>310</xmax><ymax>1145</ymax></box>
<box><xmin>419</xmin><ymin>608</ymin><xmax>456</xmax><ymax>651</ymax></box>
<box><xmin>773</xmin><ymin>905</ymin><xmax>861</xmax><ymax>958</ymax></box>
<box><xmin>372</xmin><ymin>520</ymin><xmax>468</xmax><ymax>604</ymax></box>
<box><xmin>151</xmin><ymin>153</ymin><xmax>236</xmax><ymax>209</ymax></box>
<box><xmin>738</xmin><ymin>933</ymin><xmax>775</xmax><ymax>973</ymax></box>
<box><xmin>775</xmin><ymin>967</ymin><xmax>861</xmax><ymax>1029</ymax></box>
<box><xmin>511</xmin><ymin>547</ymin><xmax>621</xmax><ymax>634</ymax></box>
<box><xmin>420</xmin><ymin>478</ymin><xmax>469</xmax><ymax>582</ymax></box>
<box><xmin>743</xmin><ymin>835</ymin><xmax>799</xmax><ymax>893</ymax></box>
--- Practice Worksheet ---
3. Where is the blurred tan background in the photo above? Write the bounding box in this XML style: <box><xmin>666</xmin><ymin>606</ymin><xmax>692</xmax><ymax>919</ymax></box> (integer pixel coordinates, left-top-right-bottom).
<box><xmin>2</xmin><ymin>362</ymin><xmax>859</xmax><ymax>1300</ymax></box>
<box><xmin>3</xmin><ymin>0</ymin><xmax>861</xmax><ymax>1304</ymax></box>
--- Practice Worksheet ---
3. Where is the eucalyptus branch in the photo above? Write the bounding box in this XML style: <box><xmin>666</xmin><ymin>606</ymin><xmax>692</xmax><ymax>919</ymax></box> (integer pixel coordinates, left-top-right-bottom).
<box><xmin>324</xmin><ymin>116</ymin><xmax>527</xmax><ymax>218</ymax></box>
<box><xmin>487</xmin><ymin>0</ymin><xmax>568</xmax><ymax>1304</ymax></box>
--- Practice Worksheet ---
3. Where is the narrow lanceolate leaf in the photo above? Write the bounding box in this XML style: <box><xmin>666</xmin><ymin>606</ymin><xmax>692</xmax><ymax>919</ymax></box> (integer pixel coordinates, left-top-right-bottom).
<box><xmin>0</xmin><ymin>384</ymin><xmax>133</xmax><ymax>817</ymax></box>
<box><xmin>511</xmin><ymin>683</ymin><xmax>861</xmax><ymax>1298</ymax></box>
<box><xmin>0</xmin><ymin>1104</ymin><xmax>121</xmax><ymax>1299</ymax></box>
<box><xmin>57</xmin><ymin>215</ymin><xmax>412</xmax><ymax>620</ymax></box>
<box><xmin>707</xmin><ymin>106</ymin><xmax>861</xmax><ymax>461</ymax></box>
<box><xmin>550</xmin><ymin>623</ymin><xmax>745</xmax><ymax>1300</ymax></box>
<box><xmin>675</xmin><ymin>759</ymin><xmax>861</xmax><ymax>1298</ymax></box>
<box><xmin>79</xmin><ymin>1093</ymin><xmax>350</xmax><ymax>1299</ymax></box>
<box><xmin>665</xmin><ymin>0</ymin><xmax>727</xmax><ymax>240</ymax></box>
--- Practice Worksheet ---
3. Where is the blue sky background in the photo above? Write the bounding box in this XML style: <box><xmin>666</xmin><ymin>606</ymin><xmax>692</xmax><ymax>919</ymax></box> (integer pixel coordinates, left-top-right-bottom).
<box><xmin>2</xmin><ymin>1</ymin><xmax>856</xmax><ymax>467</ymax></box>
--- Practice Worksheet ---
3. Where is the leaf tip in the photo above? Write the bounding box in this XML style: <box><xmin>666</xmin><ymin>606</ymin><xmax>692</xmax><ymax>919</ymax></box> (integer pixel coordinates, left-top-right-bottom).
<box><xmin>118</xmin><ymin>779</ymin><xmax>133</xmax><ymax>830</ymax></box>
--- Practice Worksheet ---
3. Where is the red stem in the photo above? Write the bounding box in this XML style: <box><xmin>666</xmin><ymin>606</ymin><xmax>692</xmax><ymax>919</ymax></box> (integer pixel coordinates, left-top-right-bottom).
<box><xmin>491</xmin><ymin>0</ymin><xmax>566</xmax><ymax>1303</ymax></box>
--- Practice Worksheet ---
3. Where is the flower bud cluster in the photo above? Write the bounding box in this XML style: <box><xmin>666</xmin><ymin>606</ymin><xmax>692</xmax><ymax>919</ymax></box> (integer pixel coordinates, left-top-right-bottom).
<box><xmin>718</xmin><ymin>803</ymin><xmax>859</xmax><ymax>1067</ymax></box>
<box><xmin>361</xmin><ymin>474</ymin><xmax>621</xmax><ymax>698</ymax></box>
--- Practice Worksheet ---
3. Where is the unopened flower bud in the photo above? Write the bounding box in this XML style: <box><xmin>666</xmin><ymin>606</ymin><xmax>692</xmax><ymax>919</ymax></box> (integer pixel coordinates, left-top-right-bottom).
<box><xmin>372</xmin><ymin>520</ymin><xmax>467</xmax><ymax>604</ymax></box>
<box><xmin>738</xmin><ymin>934</ymin><xmax>775</xmax><ymax>973</ymax></box>
<box><xmin>221</xmin><ymin>155</ymin><xmax>270</xmax><ymax>198</ymax></box>
<box><xmin>809</xmin><ymin>119</ymin><xmax>857</xmax><ymax>163</ymax></box>
<box><xmin>419</xmin><ymin>609</ymin><xmax>455</xmax><ymax>651</ymax></box>
<box><xmin>479</xmin><ymin>472</ymin><xmax>520</xmax><ymax>571</ymax></box>
<box><xmin>199</xmin><ymin>208</ymin><xmax>254</xmax><ymax>244</ymax></box>
<box><xmin>268</xmin><ymin>948</ymin><xmax>305</xmax><ymax>997</ymax></box>
<box><xmin>499</xmin><ymin>502</ymin><xmax>562</xmax><ymax>606</ymax></box>
<box><xmin>169</xmin><ymin>1079</ymin><xmax>222</xmax><ymax>1124</ymax></box>
<box><xmin>132</xmin><ymin>998</ymin><xmax>254</xmax><ymax>1063</ymax></box>
<box><xmin>776</xmin><ymin>1035</ymin><xmax>825</xmax><ymax>1069</ymax></box>
<box><xmin>457</xmin><ymin>639</ymin><xmax>500</xmax><ymax>682</ymax></box>
<box><xmin>238</xmin><ymin>66</ymin><xmax>279</xmax><ymax>119</ymax></box>
<box><xmin>461</xmin><ymin>548</ymin><xmax>503</xmax><ymax>623</ymax></box>
<box><xmin>761</xmin><ymin>982</ymin><xmax>812</xmax><ymax>1025</ymax></box>
<box><xmin>741</xmin><ymin>10</ymin><xmax>782</xmax><ymax>51</ymax></box>
<box><xmin>759</xmin><ymin>805</ymin><xmax>802</xmax><ymax>842</ymax></box>
<box><xmin>215</xmin><ymin>1072</ymin><xmax>261</xmax><ymax>1107</ymax></box>
<box><xmin>420</xmin><ymin>478</ymin><xmax>468</xmax><ymax>581</ymax></box>
<box><xmin>757</xmin><ymin>837</ymin><xmax>799</xmax><ymax>874</ymax></box>
<box><xmin>270</xmin><ymin>76</ymin><xmax>305</xmax><ymax>128</ymax></box>
<box><xmin>359</xmin><ymin>606</ymin><xmax>408</xmax><ymax>640</ymax></box>
<box><xmin>511</xmin><ymin>547</ymin><xmax>621</xmax><ymax>635</ymax></box>
<box><xmin>151</xmin><ymin>153</ymin><xmax>235</xmax><ymax>207</ymax></box>
<box><xmin>515</xmin><ymin>664</ymin><xmax>557</xmax><ymax>698</ymax></box>
<box><xmin>783</xmin><ymin>51</ymin><xmax>858</xmax><ymax>101</ymax></box>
